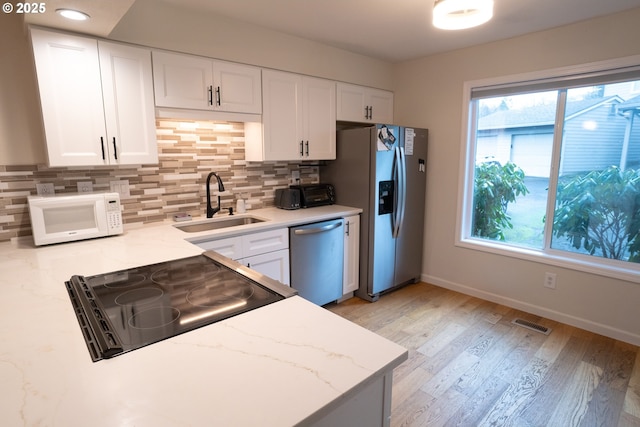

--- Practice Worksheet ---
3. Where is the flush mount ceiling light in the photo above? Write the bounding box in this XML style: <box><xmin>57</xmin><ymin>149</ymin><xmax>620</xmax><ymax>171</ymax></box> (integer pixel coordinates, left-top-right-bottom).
<box><xmin>433</xmin><ymin>0</ymin><xmax>494</xmax><ymax>30</ymax></box>
<box><xmin>56</xmin><ymin>8</ymin><xmax>90</xmax><ymax>21</ymax></box>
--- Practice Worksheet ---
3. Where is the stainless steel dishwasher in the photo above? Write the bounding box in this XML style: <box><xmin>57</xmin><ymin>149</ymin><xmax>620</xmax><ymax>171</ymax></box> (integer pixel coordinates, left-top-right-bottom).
<box><xmin>289</xmin><ymin>218</ymin><xmax>344</xmax><ymax>306</ymax></box>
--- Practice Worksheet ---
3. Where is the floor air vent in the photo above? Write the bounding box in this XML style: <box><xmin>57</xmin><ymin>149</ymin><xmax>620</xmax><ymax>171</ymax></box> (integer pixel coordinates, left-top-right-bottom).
<box><xmin>511</xmin><ymin>318</ymin><xmax>551</xmax><ymax>335</ymax></box>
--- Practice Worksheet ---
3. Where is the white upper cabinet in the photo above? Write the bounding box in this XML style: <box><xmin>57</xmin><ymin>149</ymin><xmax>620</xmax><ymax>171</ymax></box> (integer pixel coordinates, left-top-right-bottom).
<box><xmin>152</xmin><ymin>51</ymin><xmax>262</xmax><ymax>114</ymax></box>
<box><xmin>30</xmin><ymin>29</ymin><xmax>158</xmax><ymax>166</ymax></box>
<box><xmin>99</xmin><ymin>42</ymin><xmax>158</xmax><ymax>165</ymax></box>
<box><xmin>245</xmin><ymin>69</ymin><xmax>335</xmax><ymax>161</ymax></box>
<box><xmin>213</xmin><ymin>61</ymin><xmax>262</xmax><ymax>114</ymax></box>
<box><xmin>336</xmin><ymin>82</ymin><xmax>394</xmax><ymax>124</ymax></box>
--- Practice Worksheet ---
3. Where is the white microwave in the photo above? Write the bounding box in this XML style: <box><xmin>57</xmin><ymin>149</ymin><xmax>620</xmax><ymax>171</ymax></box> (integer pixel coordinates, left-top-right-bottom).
<box><xmin>28</xmin><ymin>192</ymin><xmax>124</xmax><ymax>246</ymax></box>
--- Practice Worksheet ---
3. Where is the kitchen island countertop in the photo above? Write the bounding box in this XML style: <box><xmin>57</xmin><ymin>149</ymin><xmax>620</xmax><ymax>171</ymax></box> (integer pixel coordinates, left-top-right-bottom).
<box><xmin>0</xmin><ymin>205</ymin><xmax>407</xmax><ymax>426</ymax></box>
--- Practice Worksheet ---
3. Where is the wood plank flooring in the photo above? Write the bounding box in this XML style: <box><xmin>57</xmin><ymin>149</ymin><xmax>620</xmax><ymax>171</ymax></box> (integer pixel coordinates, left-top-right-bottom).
<box><xmin>326</xmin><ymin>282</ymin><xmax>640</xmax><ymax>427</ymax></box>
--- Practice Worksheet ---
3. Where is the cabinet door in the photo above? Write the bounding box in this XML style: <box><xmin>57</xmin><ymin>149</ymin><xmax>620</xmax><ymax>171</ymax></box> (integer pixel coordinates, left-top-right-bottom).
<box><xmin>369</xmin><ymin>88</ymin><xmax>394</xmax><ymax>124</ymax></box>
<box><xmin>260</xmin><ymin>69</ymin><xmax>303</xmax><ymax>161</ymax></box>
<box><xmin>239</xmin><ymin>249</ymin><xmax>290</xmax><ymax>286</ymax></box>
<box><xmin>99</xmin><ymin>41</ymin><xmax>158</xmax><ymax>165</ymax></box>
<box><xmin>152</xmin><ymin>51</ymin><xmax>213</xmax><ymax>110</ymax></box>
<box><xmin>212</xmin><ymin>61</ymin><xmax>262</xmax><ymax>114</ymax></box>
<box><xmin>31</xmin><ymin>29</ymin><xmax>107</xmax><ymax>167</ymax></box>
<box><xmin>336</xmin><ymin>83</ymin><xmax>394</xmax><ymax>124</ymax></box>
<box><xmin>336</xmin><ymin>83</ymin><xmax>368</xmax><ymax>123</ymax></box>
<box><xmin>303</xmin><ymin>77</ymin><xmax>336</xmax><ymax>160</ymax></box>
<box><xmin>343</xmin><ymin>215</ymin><xmax>360</xmax><ymax>294</ymax></box>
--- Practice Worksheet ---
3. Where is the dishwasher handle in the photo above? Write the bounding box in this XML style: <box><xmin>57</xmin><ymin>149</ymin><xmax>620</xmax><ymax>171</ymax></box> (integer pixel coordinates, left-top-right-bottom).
<box><xmin>293</xmin><ymin>221</ymin><xmax>342</xmax><ymax>235</ymax></box>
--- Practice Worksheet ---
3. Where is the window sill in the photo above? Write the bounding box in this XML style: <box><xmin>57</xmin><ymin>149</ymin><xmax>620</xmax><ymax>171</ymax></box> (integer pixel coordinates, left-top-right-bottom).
<box><xmin>456</xmin><ymin>238</ymin><xmax>640</xmax><ymax>284</ymax></box>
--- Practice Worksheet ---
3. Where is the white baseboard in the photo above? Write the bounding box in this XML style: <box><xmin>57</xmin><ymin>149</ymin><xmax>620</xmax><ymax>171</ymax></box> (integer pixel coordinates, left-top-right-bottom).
<box><xmin>421</xmin><ymin>273</ymin><xmax>640</xmax><ymax>347</ymax></box>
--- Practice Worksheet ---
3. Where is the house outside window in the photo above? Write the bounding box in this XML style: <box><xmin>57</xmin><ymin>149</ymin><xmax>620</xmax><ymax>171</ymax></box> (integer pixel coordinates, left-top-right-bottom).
<box><xmin>458</xmin><ymin>57</ymin><xmax>640</xmax><ymax>281</ymax></box>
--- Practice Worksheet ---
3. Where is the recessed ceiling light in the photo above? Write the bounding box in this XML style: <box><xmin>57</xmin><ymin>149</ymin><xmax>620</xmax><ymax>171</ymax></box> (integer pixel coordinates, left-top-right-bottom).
<box><xmin>433</xmin><ymin>0</ymin><xmax>493</xmax><ymax>30</ymax></box>
<box><xmin>56</xmin><ymin>8</ymin><xmax>90</xmax><ymax>21</ymax></box>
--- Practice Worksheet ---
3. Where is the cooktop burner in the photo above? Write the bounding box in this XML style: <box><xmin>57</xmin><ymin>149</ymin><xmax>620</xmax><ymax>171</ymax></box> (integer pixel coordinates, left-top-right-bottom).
<box><xmin>65</xmin><ymin>252</ymin><xmax>296</xmax><ymax>362</ymax></box>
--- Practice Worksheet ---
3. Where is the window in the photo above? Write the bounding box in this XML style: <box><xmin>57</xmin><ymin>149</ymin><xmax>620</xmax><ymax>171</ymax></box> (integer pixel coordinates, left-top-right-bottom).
<box><xmin>458</xmin><ymin>58</ymin><xmax>640</xmax><ymax>281</ymax></box>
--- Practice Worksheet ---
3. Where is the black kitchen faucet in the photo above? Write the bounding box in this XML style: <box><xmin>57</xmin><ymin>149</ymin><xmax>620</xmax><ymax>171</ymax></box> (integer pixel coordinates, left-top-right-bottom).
<box><xmin>206</xmin><ymin>172</ymin><xmax>225</xmax><ymax>218</ymax></box>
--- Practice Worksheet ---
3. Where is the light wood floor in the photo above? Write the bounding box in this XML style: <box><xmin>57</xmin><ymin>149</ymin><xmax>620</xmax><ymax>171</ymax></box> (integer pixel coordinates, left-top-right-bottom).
<box><xmin>326</xmin><ymin>282</ymin><xmax>640</xmax><ymax>427</ymax></box>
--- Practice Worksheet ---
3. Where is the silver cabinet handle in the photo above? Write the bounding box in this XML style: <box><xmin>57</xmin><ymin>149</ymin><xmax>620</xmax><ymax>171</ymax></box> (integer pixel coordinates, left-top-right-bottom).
<box><xmin>293</xmin><ymin>221</ymin><xmax>341</xmax><ymax>235</ymax></box>
<box><xmin>215</xmin><ymin>86</ymin><xmax>221</xmax><ymax>106</ymax></box>
<box><xmin>365</xmin><ymin>106</ymin><xmax>373</xmax><ymax>120</ymax></box>
<box><xmin>207</xmin><ymin>86</ymin><xmax>213</xmax><ymax>105</ymax></box>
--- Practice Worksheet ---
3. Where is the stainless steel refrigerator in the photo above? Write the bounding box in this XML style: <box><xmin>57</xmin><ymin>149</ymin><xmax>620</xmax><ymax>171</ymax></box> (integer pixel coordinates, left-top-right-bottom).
<box><xmin>321</xmin><ymin>124</ymin><xmax>428</xmax><ymax>301</ymax></box>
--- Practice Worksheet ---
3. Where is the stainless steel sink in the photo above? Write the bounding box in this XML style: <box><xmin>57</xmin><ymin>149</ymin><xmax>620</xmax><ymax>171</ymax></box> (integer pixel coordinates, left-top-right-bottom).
<box><xmin>174</xmin><ymin>216</ymin><xmax>266</xmax><ymax>233</ymax></box>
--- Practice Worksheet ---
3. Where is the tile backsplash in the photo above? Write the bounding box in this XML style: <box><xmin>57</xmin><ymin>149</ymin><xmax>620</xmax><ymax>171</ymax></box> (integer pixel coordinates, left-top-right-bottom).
<box><xmin>0</xmin><ymin>119</ymin><xmax>318</xmax><ymax>242</ymax></box>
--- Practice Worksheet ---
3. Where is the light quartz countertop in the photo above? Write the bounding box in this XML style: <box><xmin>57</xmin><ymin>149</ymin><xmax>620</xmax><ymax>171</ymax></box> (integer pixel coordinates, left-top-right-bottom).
<box><xmin>0</xmin><ymin>205</ymin><xmax>408</xmax><ymax>426</ymax></box>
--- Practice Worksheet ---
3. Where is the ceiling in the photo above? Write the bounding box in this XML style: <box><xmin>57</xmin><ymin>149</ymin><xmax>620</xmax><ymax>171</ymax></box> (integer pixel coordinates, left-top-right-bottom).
<box><xmin>25</xmin><ymin>0</ymin><xmax>640</xmax><ymax>62</ymax></box>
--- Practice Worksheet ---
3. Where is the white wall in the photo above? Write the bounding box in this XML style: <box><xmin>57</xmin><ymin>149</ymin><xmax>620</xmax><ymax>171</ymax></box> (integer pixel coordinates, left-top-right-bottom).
<box><xmin>108</xmin><ymin>0</ymin><xmax>394</xmax><ymax>90</ymax></box>
<box><xmin>0</xmin><ymin>14</ymin><xmax>46</xmax><ymax>164</ymax></box>
<box><xmin>393</xmin><ymin>8</ymin><xmax>640</xmax><ymax>345</ymax></box>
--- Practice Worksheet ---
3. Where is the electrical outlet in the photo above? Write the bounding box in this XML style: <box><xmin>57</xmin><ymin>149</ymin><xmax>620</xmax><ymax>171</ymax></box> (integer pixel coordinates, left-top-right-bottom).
<box><xmin>36</xmin><ymin>183</ymin><xmax>55</xmax><ymax>196</ymax></box>
<box><xmin>77</xmin><ymin>181</ymin><xmax>93</xmax><ymax>193</ymax></box>
<box><xmin>110</xmin><ymin>180</ymin><xmax>130</xmax><ymax>199</ymax></box>
<box><xmin>544</xmin><ymin>272</ymin><xmax>557</xmax><ymax>289</ymax></box>
<box><xmin>291</xmin><ymin>170</ymin><xmax>300</xmax><ymax>185</ymax></box>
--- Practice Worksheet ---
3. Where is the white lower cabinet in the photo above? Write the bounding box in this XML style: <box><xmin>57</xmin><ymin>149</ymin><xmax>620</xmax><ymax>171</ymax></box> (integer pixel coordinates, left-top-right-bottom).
<box><xmin>311</xmin><ymin>372</ymin><xmax>393</xmax><ymax>427</ymax></box>
<box><xmin>195</xmin><ymin>228</ymin><xmax>290</xmax><ymax>285</ymax></box>
<box><xmin>192</xmin><ymin>217</ymin><xmax>359</xmax><ymax>293</ymax></box>
<box><xmin>343</xmin><ymin>215</ymin><xmax>360</xmax><ymax>295</ymax></box>
<box><xmin>197</xmin><ymin>236</ymin><xmax>241</xmax><ymax>259</ymax></box>
<box><xmin>238</xmin><ymin>250</ymin><xmax>290</xmax><ymax>286</ymax></box>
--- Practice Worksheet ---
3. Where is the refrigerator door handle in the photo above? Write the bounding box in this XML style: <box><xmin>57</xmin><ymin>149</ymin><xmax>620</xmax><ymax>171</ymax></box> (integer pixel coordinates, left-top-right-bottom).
<box><xmin>397</xmin><ymin>146</ymin><xmax>407</xmax><ymax>236</ymax></box>
<box><xmin>392</xmin><ymin>146</ymin><xmax>406</xmax><ymax>238</ymax></box>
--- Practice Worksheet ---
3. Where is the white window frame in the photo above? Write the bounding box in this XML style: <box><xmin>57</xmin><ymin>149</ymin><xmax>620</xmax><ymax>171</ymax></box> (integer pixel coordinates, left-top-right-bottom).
<box><xmin>456</xmin><ymin>54</ymin><xmax>640</xmax><ymax>284</ymax></box>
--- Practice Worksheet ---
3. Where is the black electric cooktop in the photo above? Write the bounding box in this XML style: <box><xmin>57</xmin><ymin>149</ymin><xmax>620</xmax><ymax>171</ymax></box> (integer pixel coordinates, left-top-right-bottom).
<box><xmin>65</xmin><ymin>252</ymin><xmax>296</xmax><ymax>362</ymax></box>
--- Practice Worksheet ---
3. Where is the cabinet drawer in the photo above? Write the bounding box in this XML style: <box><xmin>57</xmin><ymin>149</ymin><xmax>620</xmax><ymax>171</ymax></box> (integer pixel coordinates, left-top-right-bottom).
<box><xmin>242</xmin><ymin>228</ymin><xmax>289</xmax><ymax>258</ymax></box>
<box><xmin>196</xmin><ymin>236</ymin><xmax>242</xmax><ymax>259</ymax></box>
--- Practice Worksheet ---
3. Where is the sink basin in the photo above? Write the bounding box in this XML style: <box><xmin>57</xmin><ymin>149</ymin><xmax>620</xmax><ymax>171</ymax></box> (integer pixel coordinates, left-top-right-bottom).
<box><xmin>174</xmin><ymin>216</ymin><xmax>266</xmax><ymax>233</ymax></box>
